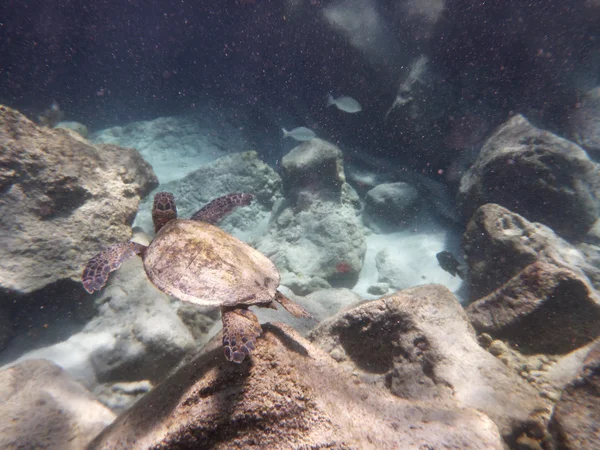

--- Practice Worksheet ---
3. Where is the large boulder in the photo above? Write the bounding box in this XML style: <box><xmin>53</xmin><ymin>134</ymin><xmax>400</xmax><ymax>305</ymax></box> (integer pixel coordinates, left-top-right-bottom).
<box><xmin>363</xmin><ymin>181</ymin><xmax>422</xmax><ymax>231</ymax></box>
<box><xmin>549</xmin><ymin>340</ymin><xmax>600</xmax><ymax>449</ymax></box>
<box><xmin>462</xmin><ymin>203</ymin><xmax>600</xmax><ymax>300</ymax></box>
<box><xmin>256</xmin><ymin>140</ymin><xmax>365</xmax><ymax>294</ymax></box>
<box><xmin>458</xmin><ymin>114</ymin><xmax>600</xmax><ymax>238</ymax></box>
<box><xmin>467</xmin><ymin>262</ymin><xmax>600</xmax><ymax>354</ymax></box>
<box><xmin>89</xmin><ymin>323</ymin><xmax>504</xmax><ymax>450</ymax></box>
<box><xmin>0</xmin><ymin>105</ymin><xmax>158</xmax><ymax>294</ymax></box>
<box><xmin>0</xmin><ymin>359</ymin><xmax>115</xmax><ymax>450</ymax></box>
<box><xmin>280</xmin><ymin>138</ymin><xmax>345</xmax><ymax>200</ymax></box>
<box><xmin>310</xmin><ymin>284</ymin><xmax>545</xmax><ymax>446</ymax></box>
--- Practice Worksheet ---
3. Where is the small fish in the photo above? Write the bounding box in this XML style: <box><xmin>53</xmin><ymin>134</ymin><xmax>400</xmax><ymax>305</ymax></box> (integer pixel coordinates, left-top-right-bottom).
<box><xmin>327</xmin><ymin>94</ymin><xmax>362</xmax><ymax>113</ymax></box>
<box><xmin>436</xmin><ymin>251</ymin><xmax>466</xmax><ymax>279</ymax></box>
<box><xmin>282</xmin><ymin>127</ymin><xmax>317</xmax><ymax>141</ymax></box>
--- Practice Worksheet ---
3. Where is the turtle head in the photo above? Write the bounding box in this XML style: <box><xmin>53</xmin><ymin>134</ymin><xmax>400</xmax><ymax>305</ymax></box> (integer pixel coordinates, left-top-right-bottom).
<box><xmin>152</xmin><ymin>192</ymin><xmax>177</xmax><ymax>233</ymax></box>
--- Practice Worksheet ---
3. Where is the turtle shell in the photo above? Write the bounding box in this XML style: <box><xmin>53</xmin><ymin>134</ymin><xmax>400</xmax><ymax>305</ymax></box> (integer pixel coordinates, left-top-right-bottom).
<box><xmin>143</xmin><ymin>219</ymin><xmax>280</xmax><ymax>307</ymax></box>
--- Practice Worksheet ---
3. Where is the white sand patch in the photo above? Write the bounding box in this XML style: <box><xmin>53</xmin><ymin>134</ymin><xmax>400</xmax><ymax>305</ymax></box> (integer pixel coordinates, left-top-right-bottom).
<box><xmin>353</xmin><ymin>228</ymin><xmax>464</xmax><ymax>302</ymax></box>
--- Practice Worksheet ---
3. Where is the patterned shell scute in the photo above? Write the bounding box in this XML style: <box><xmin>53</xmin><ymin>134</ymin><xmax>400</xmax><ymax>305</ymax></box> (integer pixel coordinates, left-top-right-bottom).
<box><xmin>143</xmin><ymin>219</ymin><xmax>280</xmax><ymax>307</ymax></box>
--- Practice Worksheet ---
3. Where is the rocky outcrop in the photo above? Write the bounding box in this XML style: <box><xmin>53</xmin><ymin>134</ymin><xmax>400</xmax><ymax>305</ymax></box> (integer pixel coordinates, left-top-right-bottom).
<box><xmin>0</xmin><ymin>105</ymin><xmax>158</xmax><ymax>294</ymax></box>
<box><xmin>256</xmin><ymin>140</ymin><xmax>365</xmax><ymax>294</ymax></box>
<box><xmin>458</xmin><ymin>114</ymin><xmax>600</xmax><ymax>238</ymax></box>
<box><xmin>0</xmin><ymin>359</ymin><xmax>115</xmax><ymax>450</ymax></box>
<box><xmin>549</xmin><ymin>340</ymin><xmax>600</xmax><ymax>449</ymax></box>
<box><xmin>89</xmin><ymin>323</ymin><xmax>504</xmax><ymax>450</ymax></box>
<box><xmin>467</xmin><ymin>262</ymin><xmax>600</xmax><ymax>354</ymax></box>
<box><xmin>463</xmin><ymin>203</ymin><xmax>600</xmax><ymax>299</ymax></box>
<box><xmin>310</xmin><ymin>284</ymin><xmax>545</xmax><ymax>445</ymax></box>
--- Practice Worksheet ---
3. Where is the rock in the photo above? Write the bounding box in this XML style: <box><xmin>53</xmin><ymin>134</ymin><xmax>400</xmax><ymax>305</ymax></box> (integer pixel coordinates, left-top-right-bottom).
<box><xmin>55</xmin><ymin>120</ymin><xmax>89</xmax><ymax>138</ymax></box>
<box><xmin>256</xmin><ymin>196</ymin><xmax>366</xmax><ymax>294</ymax></box>
<box><xmin>89</xmin><ymin>323</ymin><xmax>504</xmax><ymax>450</ymax></box>
<box><xmin>256</xmin><ymin>141</ymin><xmax>366</xmax><ymax>294</ymax></box>
<box><xmin>0</xmin><ymin>105</ymin><xmax>158</xmax><ymax>294</ymax></box>
<box><xmin>570</xmin><ymin>87</ymin><xmax>600</xmax><ymax>158</ymax></box>
<box><xmin>134</xmin><ymin>151</ymin><xmax>281</xmax><ymax>242</ymax></box>
<box><xmin>310</xmin><ymin>284</ymin><xmax>545</xmax><ymax>445</ymax></box>
<box><xmin>280</xmin><ymin>138</ymin><xmax>345</xmax><ymax>200</ymax></box>
<box><xmin>549</xmin><ymin>340</ymin><xmax>600</xmax><ymax>449</ymax></box>
<box><xmin>8</xmin><ymin>256</ymin><xmax>196</xmax><ymax>389</ymax></box>
<box><xmin>458</xmin><ymin>114</ymin><xmax>600</xmax><ymax>238</ymax></box>
<box><xmin>364</xmin><ymin>182</ymin><xmax>421</xmax><ymax>230</ymax></box>
<box><xmin>367</xmin><ymin>282</ymin><xmax>389</xmax><ymax>295</ymax></box>
<box><xmin>0</xmin><ymin>359</ymin><xmax>115</xmax><ymax>450</ymax></box>
<box><xmin>466</xmin><ymin>262</ymin><xmax>600</xmax><ymax>354</ymax></box>
<box><xmin>463</xmin><ymin>203</ymin><xmax>600</xmax><ymax>299</ymax></box>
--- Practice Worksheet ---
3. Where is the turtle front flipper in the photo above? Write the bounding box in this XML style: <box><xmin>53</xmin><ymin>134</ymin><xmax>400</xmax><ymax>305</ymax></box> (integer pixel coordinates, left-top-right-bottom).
<box><xmin>275</xmin><ymin>291</ymin><xmax>314</xmax><ymax>319</ymax></box>
<box><xmin>221</xmin><ymin>306</ymin><xmax>262</xmax><ymax>363</ymax></box>
<box><xmin>82</xmin><ymin>242</ymin><xmax>146</xmax><ymax>294</ymax></box>
<box><xmin>190</xmin><ymin>193</ymin><xmax>253</xmax><ymax>225</ymax></box>
<box><xmin>152</xmin><ymin>192</ymin><xmax>178</xmax><ymax>233</ymax></box>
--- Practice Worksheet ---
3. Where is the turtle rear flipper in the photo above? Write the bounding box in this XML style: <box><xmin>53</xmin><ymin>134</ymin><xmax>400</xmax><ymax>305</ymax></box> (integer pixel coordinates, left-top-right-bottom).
<box><xmin>82</xmin><ymin>242</ymin><xmax>146</xmax><ymax>294</ymax></box>
<box><xmin>275</xmin><ymin>291</ymin><xmax>314</xmax><ymax>319</ymax></box>
<box><xmin>221</xmin><ymin>306</ymin><xmax>262</xmax><ymax>363</ymax></box>
<box><xmin>190</xmin><ymin>193</ymin><xmax>253</xmax><ymax>224</ymax></box>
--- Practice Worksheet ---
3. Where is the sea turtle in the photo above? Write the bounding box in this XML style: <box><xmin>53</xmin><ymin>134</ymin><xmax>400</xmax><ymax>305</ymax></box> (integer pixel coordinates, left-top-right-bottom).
<box><xmin>82</xmin><ymin>192</ymin><xmax>312</xmax><ymax>363</ymax></box>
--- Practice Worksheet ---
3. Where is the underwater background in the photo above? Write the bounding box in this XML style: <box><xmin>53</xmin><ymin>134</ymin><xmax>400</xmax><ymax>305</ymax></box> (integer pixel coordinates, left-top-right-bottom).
<box><xmin>1</xmin><ymin>1</ymin><xmax>600</xmax><ymax>449</ymax></box>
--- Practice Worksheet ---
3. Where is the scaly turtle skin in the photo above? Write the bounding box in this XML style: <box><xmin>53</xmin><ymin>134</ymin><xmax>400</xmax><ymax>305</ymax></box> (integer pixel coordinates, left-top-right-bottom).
<box><xmin>82</xmin><ymin>192</ymin><xmax>312</xmax><ymax>363</ymax></box>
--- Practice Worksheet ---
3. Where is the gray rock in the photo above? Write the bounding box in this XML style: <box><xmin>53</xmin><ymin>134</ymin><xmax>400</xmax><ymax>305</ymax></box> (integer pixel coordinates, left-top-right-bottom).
<box><xmin>56</xmin><ymin>120</ymin><xmax>89</xmax><ymax>138</ymax></box>
<box><xmin>310</xmin><ymin>284</ymin><xmax>545</xmax><ymax>445</ymax></box>
<box><xmin>280</xmin><ymin>138</ymin><xmax>345</xmax><ymax>200</ymax></box>
<box><xmin>0</xmin><ymin>105</ymin><xmax>158</xmax><ymax>294</ymax></box>
<box><xmin>364</xmin><ymin>182</ymin><xmax>421</xmax><ymax>230</ymax></box>
<box><xmin>458</xmin><ymin>114</ymin><xmax>600</xmax><ymax>238</ymax></box>
<box><xmin>256</xmin><ymin>141</ymin><xmax>366</xmax><ymax>294</ymax></box>
<box><xmin>570</xmin><ymin>87</ymin><xmax>600</xmax><ymax>157</ymax></box>
<box><xmin>463</xmin><ymin>203</ymin><xmax>600</xmax><ymax>300</ymax></box>
<box><xmin>367</xmin><ymin>282</ymin><xmax>389</xmax><ymax>295</ymax></box>
<box><xmin>134</xmin><ymin>151</ymin><xmax>281</xmax><ymax>242</ymax></box>
<box><xmin>89</xmin><ymin>323</ymin><xmax>504</xmax><ymax>450</ymax></box>
<box><xmin>549</xmin><ymin>340</ymin><xmax>600</xmax><ymax>449</ymax></box>
<box><xmin>256</xmin><ymin>195</ymin><xmax>366</xmax><ymax>294</ymax></box>
<box><xmin>466</xmin><ymin>262</ymin><xmax>600</xmax><ymax>354</ymax></box>
<box><xmin>0</xmin><ymin>359</ymin><xmax>115</xmax><ymax>450</ymax></box>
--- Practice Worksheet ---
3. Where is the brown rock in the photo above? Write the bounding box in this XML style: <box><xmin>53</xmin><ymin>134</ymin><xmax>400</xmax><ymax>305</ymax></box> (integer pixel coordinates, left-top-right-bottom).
<box><xmin>462</xmin><ymin>203</ymin><xmax>600</xmax><ymax>299</ymax></box>
<box><xmin>89</xmin><ymin>323</ymin><xmax>504</xmax><ymax>450</ymax></box>
<box><xmin>309</xmin><ymin>284</ymin><xmax>545</xmax><ymax>446</ymax></box>
<box><xmin>458</xmin><ymin>114</ymin><xmax>600</xmax><ymax>238</ymax></box>
<box><xmin>0</xmin><ymin>359</ymin><xmax>115</xmax><ymax>450</ymax></box>
<box><xmin>467</xmin><ymin>262</ymin><xmax>600</xmax><ymax>354</ymax></box>
<box><xmin>0</xmin><ymin>105</ymin><xmax>157</xmax><ymax>294</ymax></box>
<box><xmin>549</xmin><ymin>340</ymin><xmax>600</xmax><ymax>449</ymax></box>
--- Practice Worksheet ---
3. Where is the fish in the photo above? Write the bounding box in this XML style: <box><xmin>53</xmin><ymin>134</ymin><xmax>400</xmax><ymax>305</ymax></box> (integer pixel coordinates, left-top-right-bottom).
<box><xmin>282</xmin><ymin>127</ymin><xmax>317</xmax><ymax>141</ymax></box>
<box><xmin>436</xmin><ymin>251</ymin><xmax>466</xmax><ymax>279</ymax></box>
<box><xmin>326</xmin><ymin>94</ymin><xmax>362</xmax><ymax>113</ymax></box>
